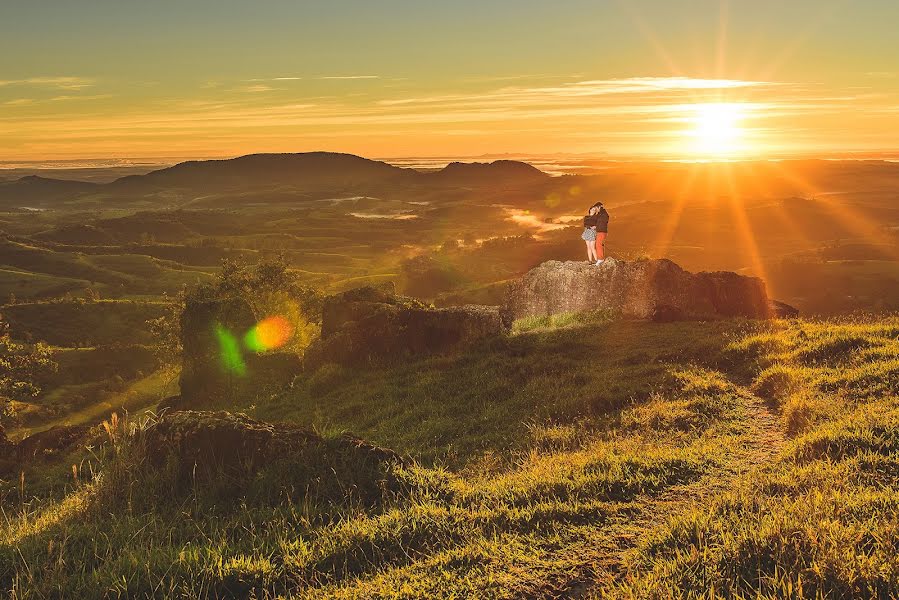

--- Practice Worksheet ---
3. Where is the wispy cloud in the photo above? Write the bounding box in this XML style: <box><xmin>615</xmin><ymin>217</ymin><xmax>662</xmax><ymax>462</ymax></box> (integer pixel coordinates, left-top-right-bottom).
<box><xmin>0</xmin><ymin>76</ymin><xmax>830</xmax><ymax>137</ymax></box>
<box><xmin>2</xmin><ymin>94</ymin><xmax>110</xmax><ymax>105</ymax></box>
<box><xmin>240</xmin><ymin>84</ymin><xmax>279</xmax><ymax>93</ymax></box>
<box><xmin>379</xmin><ymin>77</ymin><xmax>774</xmax><ymax>107</ymax></box>
<box><xmin>50</xmin><ymin>94</ymin><xmax>112</xmax><ymax>102</ymax></box>
<box><xmin>461</xmin><ymin>73</ymin><xmax>584</xmax><ymax>83</ymax></box>
<box><xmin>3</xmin><ymin>74</ymin><xmax>894</xmax><ymax>159</ymax></box>
<box><xmin>246</xmin><ymin>76</ymin><xmax>303</xmax><ymax>82</ymax></box>
<box><xmin>0</xmin><ymin>76</ymin><xmax>94</xmax><ymax>90</ymax></box>
<box><xmin>319</xmin><ymin>75</ymin><xmax>380</xmax><ymax>80</ymax></box>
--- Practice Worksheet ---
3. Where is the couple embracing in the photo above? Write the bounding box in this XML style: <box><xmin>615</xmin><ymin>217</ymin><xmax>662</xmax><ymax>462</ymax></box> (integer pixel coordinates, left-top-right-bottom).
<box><xmin>581</xmin><ymin>201</ymin><xmax>609</xmax><ymax>265</ymax></box>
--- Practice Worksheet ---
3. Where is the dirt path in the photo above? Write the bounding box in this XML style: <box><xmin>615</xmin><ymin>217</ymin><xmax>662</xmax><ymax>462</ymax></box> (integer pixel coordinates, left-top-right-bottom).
<box><xmin>562</xmin><ymin>384</ymin><xmax>788</xmax><ymax>598</ymax></box>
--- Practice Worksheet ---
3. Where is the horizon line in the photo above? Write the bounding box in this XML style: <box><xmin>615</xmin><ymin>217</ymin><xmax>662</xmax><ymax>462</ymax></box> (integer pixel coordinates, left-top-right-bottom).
<box><xmin>3</xmin><ymin>150</ymin><xmax>899</xmax><ymax>171</ymax></box>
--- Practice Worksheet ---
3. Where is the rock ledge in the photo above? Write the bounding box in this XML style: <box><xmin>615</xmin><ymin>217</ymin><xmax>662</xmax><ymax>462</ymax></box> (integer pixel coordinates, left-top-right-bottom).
<box><xmin>503</xmin><ymin>258</ymin><xmax>771</xmax><ymax>321</ymax></box>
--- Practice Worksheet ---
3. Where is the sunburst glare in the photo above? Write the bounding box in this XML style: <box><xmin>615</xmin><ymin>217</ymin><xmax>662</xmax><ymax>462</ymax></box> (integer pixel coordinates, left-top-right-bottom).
<box><xmin>685</xmin><ymin>102</ymin><xmax>748</xmax><ymax>157</ymax></box>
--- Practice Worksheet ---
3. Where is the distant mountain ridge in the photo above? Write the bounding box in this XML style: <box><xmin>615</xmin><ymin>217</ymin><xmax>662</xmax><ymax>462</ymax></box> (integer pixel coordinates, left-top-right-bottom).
<box><xmin>435</xmin><ymin>159</ymin><xmax>548</xmax><ymax>180</ymax></box>
<box><xmin>0</xmin><ymin>152</ymin><xmax>555</xmax><ymax>207</ymax></box>
<box><xmin>109</xmin><ymin>152</ymin><xmax>414</xmax><ymax>191</ymax></box>
<box><xmin>0</xmin><ymin>175</ymin><xmax>99</xmax><ymax>207</ymax></box>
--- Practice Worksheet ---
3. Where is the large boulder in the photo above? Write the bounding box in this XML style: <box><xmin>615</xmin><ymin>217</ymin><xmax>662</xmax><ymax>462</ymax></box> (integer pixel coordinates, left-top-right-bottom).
<box><xmin>305</xmin><ymin>286</ymin><xmax>507</xmax><ymax>369</ymax></box>
<box><xmin>139</xmin><ymin>410</ymin><xmax>402</xmax><ymax>502</ymax></box>
<box><xmin>179</xmin><ymin>296</ymin><xmax>302</xmax><ymax>408</ymax></box>
<box><xmin>503</xmin><ymin>258</ymin><xmax>771</xmax><ymax>322</ymax></box>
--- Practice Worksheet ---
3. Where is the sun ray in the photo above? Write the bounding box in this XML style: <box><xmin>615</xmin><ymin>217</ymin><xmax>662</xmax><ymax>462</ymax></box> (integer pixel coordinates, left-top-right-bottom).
<box><xmin>650</xmin><ymin>163</ymin><xmax>701</xmax><ymax>258</ymax></box>
<box><xmin>613</xmin><ymin>0</ymin><xmax>683</xmax><ymax>77</ymax></box>
<box><xmin>715</xmin><ymin>0</ymin><xmax>729</xmax><ymax>77</ymax></box>
<box><xmin>721</xmin><ymin>162</ymin><xmax>772</xmax><ymax>292</ymax></box>
<box><xmin>769</xmin><ymin>161</ymin><xmax>899</xmax><ymax>261</ymax></box>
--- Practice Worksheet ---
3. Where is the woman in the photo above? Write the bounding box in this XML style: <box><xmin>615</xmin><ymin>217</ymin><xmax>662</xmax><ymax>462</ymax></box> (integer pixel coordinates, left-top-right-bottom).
<box><xmin>581</xmin><ymin>205</ymin><xmax>599</xmax><ymax>263</ymax></box>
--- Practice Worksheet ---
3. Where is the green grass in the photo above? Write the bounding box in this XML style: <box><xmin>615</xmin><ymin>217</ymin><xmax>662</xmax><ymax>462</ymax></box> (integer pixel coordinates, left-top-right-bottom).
<box><xmin>256</xmin><ymin>319</ymin><xmax>744</xmax><ymax>464</ymax></box>
<box><xmin>2</xmin><ymin>316</ymin><xmax>899</xmax><ymax>598</ymax></box>
<box><xmin>0</xmin><ymin>266</ymin><xmax>91</xmax><ymax>300</ymax></box>
<box><xmin>8</xmin><ymin>368</ymin><xmax>179</xmax><ymax>439</ymax></box>
<box><xmin>2</xmin><ymin>300</ymin><xmax>167</xmax><ymax>346</ymax></box>
<box><xmin>0</xmin><ymin>238</ymin><xmax>214</xmax><ymax>301</ymax></box>
<box><xmin>594</xmin><ymin>316</ymin><xmax>899</xmax><ymax>598</ymax></box>
<box><xmin>510</xmin><ymin>308</ymin><xmax>617</xmax><ymax>334</ymax></box>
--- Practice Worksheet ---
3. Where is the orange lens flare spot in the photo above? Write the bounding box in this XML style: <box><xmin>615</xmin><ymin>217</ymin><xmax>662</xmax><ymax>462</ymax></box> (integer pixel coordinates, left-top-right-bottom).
<box><xmin>244</xmin><ymin>316</ymin><xmax>293</xmax><ymax>352</ymax></box>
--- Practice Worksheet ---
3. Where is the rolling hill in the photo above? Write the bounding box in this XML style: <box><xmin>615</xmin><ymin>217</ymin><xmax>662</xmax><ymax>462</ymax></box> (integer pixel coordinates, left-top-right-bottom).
<box><xmin>3</xmin><ymin>314</ymin><xmax>899</xmax><ymax>597</ymax></box>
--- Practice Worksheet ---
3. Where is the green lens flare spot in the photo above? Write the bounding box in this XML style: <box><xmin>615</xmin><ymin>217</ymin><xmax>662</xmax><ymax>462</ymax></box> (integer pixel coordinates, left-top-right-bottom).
<box><xmin>215</xmin><ymin>323</ymin><xmax>246</xmax><ymax>376</ymax></box>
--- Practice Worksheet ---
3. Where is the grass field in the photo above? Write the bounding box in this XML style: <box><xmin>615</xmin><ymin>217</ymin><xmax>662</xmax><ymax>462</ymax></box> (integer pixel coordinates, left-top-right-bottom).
<box><xmin>3</xmin><ymin>315</ymin><xmax>898</xmax><ymax>597</ymax></box>
<box><xmin>0</xmin><ymin>267</ymin><xmax>90</xmax><ymax>300</ymax></box>
<box><xmin>8</xmin><ymin>369</ymin><xmax>178</xmax><ymax>440</ymax></box>
<box><xmin>2</xmin><ymin>300</ymin><xmax>167</xmax><ymax>347</ymax></box>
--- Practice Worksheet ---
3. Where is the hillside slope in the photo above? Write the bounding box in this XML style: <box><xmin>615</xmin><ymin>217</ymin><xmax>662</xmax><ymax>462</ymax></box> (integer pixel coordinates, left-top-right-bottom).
<box><xmin>3</xmin><ymin>315</ymin><xmax>899</xmax><ymax>597</ymax></box>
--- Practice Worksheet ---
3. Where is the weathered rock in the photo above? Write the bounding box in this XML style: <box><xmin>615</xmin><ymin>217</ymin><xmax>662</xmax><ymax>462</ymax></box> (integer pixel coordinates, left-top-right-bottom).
<box><xmin>0</xmin><ymin>424</ymin><xmax>90</xmax><ymax>475</ymax></box>
<box><xmin>0</xmin><ymin>425</ymin><xmax>14</xmax><ymax>473</ymax></box>
<box><xmin>769</xmin><ymin>299</ymin><xmax>800</xmax><ymax>318</ymax></box>
<box><xmin>503</xmin><ymin>258</ymin><xmax>771</xmax><ymax>322</ymax></box>
<box><xmin>305</xmin><ymin>286</ymin><xmax>507</xmax><ymax>368</ymax></box>
<box><xmin>15</xmin><ymin>425</ymin><xmax>90</xmax><ymax>462</ymax></box>
<box><xmin>140</xmin><ymin>410</ymin><xmax>402</xmax><ymax>501</ymax></box>
<box><xmin>651</xmin><ymin>304</ymin><xmax>685</xmax><ymax>323</ymax></box>
<box><xmin>180</xmin><ymin>296</ymin><xmax>256</xmax><ymax>404</ymax></box>
<box><xmin>0</xmin><ymin>424</ymin><xmax>11</xmax><ymax>453</ymax></box>
<box><xmin>157</xmin><ymin>394</ymin><xmax>185</xmax><ymax>413</ymax></box>
<box><xmin>179</xmin><ymin>296</ymin><xmax>303</xmax><ymax>407</ymax></box>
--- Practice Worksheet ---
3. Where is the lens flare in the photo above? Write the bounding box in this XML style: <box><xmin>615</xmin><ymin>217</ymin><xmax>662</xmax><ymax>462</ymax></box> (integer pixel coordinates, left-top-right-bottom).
<box><xmin>244</xmin><ymin>316</ymin><xmax>293</xmax><ymax>353</ymax></box>
<box><xmin>215</xmin><ymin>324</ymin><xmax>246</xmax><ymax>376</ymax></box>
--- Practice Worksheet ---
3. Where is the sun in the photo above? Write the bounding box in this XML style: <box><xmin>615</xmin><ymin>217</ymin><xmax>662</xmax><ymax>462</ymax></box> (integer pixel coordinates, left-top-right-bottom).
<box><xmin>686</xmin><ymin>102</ymin><xmax>747</xmax><ymax>157</ymax></box>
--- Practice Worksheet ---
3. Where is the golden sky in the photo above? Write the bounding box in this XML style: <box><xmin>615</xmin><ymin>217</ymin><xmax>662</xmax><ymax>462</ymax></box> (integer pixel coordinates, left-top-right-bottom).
<box><xmin>1</xmin><ymin>0</ymin><xmax>898</xmax><ymax>161</ymax></box>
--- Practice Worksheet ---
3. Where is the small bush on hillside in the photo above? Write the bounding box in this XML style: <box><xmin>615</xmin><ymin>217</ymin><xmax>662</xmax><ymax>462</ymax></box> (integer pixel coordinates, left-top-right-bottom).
<box><xmin>146</xmin><ymin>292</ymin><xmax>184</xmax><ymax>367</ymax></box>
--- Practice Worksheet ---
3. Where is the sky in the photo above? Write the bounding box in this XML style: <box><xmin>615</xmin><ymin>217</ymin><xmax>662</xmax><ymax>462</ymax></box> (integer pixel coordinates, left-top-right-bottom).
<box><xmin>1</xmin><ymin>0</ymin><xmax>898</xmax><ymax>161</ymax></box>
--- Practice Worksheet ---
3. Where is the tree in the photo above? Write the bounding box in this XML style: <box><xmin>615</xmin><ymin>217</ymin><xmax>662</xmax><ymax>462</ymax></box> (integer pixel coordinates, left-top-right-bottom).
<box><xmin>0</xmin><ymin>317</ymin><xmax>57</xmax><ymax>428</ymax></box>
<box><xmin>146</xmin><ymin>291</ymin><xmax>185</xmax><ymax>367</ymax></box>
<box><xmin>185</xmin><ymin>256</ymin><xmax>324</xmax><ymax>352</ymax></box>
<box><xmin>193</xmin><ymin>255</ymin><xmax>323</xmax><ymax>322</ymax></box>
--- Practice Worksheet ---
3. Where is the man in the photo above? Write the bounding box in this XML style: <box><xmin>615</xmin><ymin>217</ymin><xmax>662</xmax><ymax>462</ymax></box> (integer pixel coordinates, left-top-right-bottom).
<box><xmin>592</xmin><ymin>202</ymin><xmax>610</xmax><ymax>265</ymax></box>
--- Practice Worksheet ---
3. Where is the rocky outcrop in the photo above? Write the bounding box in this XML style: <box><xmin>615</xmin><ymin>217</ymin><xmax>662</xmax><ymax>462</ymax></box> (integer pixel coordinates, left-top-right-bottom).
<box><xmin>140</xmin><ymin>410</ymin><xmax>402</xmax><ymax>502</ymax></box>
<box><xmin>769</xmin><ymin>299</ymin><xmax>800</xmax><ymax>318</ymax></box>
<box><xmin>503</xmin><ymin>258</ymin><xmax>772</xmax><ymax>322</ymax></box>
<box><xmin>305</xmin><ymin>286</ymin><xmax>507</xmax><ymax>369</ymax></box>
<box><xmin>0</xmin><ymin>424</ymin><xmax>11</xmax><ymax>451</ymax></box>
<box><xmin>0</xmin><ymin>425</ymin><xmax>14</xmax><ymax>473</ymax></box>
<box><xmin>179</xmin><ymin>296</ymin><xmax>303</xmax><ymax>408</ymax></box>
<box><xmin>15</xmin><ymin>425</ymin><xmax>91</xmax><ymax>462</ymax></box>
<box><xmin>0</xmin><ymin>424</ymin><xmax>91</xmax><ymax>475</ymax></box>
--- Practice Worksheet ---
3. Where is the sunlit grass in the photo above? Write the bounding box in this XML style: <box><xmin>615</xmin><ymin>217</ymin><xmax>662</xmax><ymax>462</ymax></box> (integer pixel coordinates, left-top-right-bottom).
<box><xmin>3</xmin><ymin>316</ymin><xmax>899</xmax><ymax>597</ymax></box>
